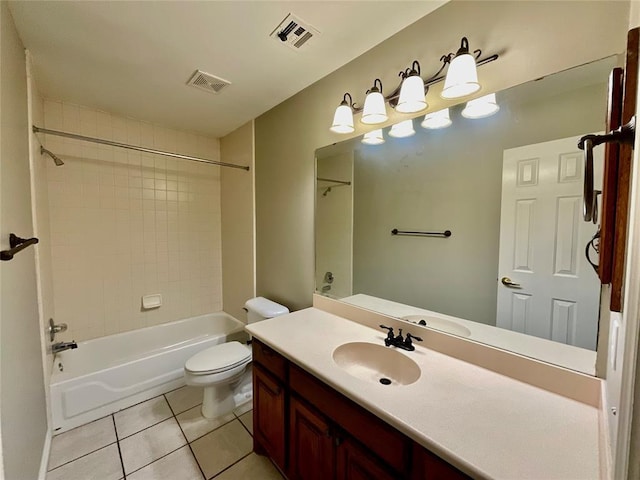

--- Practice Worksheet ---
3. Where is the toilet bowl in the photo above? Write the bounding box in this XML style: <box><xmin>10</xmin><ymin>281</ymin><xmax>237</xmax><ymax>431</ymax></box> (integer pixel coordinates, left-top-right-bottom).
<box><xmin>184</xmin><ymin>297</ymin><xmax>289</xmax><ymax>419</ymax></box>
<box><xmin>184</xmin><ymin>341</ymin><xmax>252</xmax><ymax>419</ymax></box>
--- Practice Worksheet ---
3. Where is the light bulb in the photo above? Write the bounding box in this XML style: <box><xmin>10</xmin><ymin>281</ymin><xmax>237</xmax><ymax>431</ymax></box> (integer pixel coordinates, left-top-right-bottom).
<box><xmin>396</xmin><ymin>75</ymin><xmax>427</xmax><ymax>114</ymax></box>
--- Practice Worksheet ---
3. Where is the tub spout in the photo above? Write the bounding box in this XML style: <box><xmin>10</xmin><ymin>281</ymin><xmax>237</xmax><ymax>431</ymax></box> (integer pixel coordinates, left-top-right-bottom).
<box><xmin>52</xmin><ymin>341</ymin><xmax>77</xmax><ymax>354</ymax></box>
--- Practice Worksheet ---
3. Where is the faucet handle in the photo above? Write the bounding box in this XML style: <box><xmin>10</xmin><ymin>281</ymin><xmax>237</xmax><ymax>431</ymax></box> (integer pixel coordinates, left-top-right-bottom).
<box><xmin>379</xmin><ymin>324</ymin><xmax>394</xmax><ymax>335</ymax></box>
<box><xmin>406</xmin><ymin>333</ymin><xmax>423</xmax><ymax>342</ymax></box>
<box><xmin>404</xmin><ymin>332</ymin><xmax>423</xmax><ymax>351</ymax></box>
<box><xmin>380</xmin><ymin>325</ymin><xmax>394</xmax><ymax>346</ymax></box>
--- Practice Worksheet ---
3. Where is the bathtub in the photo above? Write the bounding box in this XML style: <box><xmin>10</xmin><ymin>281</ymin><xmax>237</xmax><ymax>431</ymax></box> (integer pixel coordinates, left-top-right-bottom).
<box><xmin>51</xmin><ymin>312</ymin><xmax>247</xmax><ymax>433</ymax></box>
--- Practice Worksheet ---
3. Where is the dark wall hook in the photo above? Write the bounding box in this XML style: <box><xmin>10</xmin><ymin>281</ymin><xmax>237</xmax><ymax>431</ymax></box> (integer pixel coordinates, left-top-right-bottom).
<box><xmin>1</xmin><ymin>233</ymin><xmax>39</xmax><ymax>261</ymax></box>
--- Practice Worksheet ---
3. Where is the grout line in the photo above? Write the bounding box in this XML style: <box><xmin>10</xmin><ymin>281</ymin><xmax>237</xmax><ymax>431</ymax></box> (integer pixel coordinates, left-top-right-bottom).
<box><xmin>47</xmin><ymin>441</ymin><xmax>118</xmax><ymax>472</ymax></box>
<box><xmin>186</xmin><ymin>416</ymin><xmax>238</xmax><ymax>444</ymax></box>
<box><xmin>116</xmin><ymin>413</ymin><xmax>174</xmax><ymax>441</ymax></box>
<box><xmin>164</xmin><ymin>394</ymin><xmax>207</xmax><ymax>480</ymax></box>
<box><xmin>123</xmin><ymin>444</ymin><xmax>188</xmax><ymax>478</ymax></box>
<box><xmin>209</xmin><ymin>452</ymin><xmax>253</xmax><ymax>480</ymax></box>
<box><xmin>236</xmin><ymin>414</ymin><xmax>253</xmax><ymax>437</ymax></box>
<box><xmin>112</xmin><ymin>415</ymin><xmax>127</xmax><ymax>480</ymax></box>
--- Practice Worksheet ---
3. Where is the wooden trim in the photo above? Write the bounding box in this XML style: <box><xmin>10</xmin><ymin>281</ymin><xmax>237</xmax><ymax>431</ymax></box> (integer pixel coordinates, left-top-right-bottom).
<box><xmin>611</xmin><ymin>27</ymin><xmax>640</xmax><ymax>312</ymax></box>
<box><xmin>599</xmin><ymin>67</ymin><xmax>624</xmax><ymax>284</ymax></box>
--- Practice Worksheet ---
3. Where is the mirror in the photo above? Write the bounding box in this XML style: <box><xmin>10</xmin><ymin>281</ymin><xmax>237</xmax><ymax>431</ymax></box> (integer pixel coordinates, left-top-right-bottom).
<box><xmin>315</xmin><ymin>57</ymin><xmax>618</xmax><ymax>375</ymax></box>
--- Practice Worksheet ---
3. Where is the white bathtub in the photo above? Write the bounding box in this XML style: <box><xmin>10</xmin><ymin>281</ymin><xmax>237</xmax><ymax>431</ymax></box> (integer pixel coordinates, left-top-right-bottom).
<box><xmin>51</xmin><ymin>312</ymin><xmax>247</xmax><ymax>433</ymax></box>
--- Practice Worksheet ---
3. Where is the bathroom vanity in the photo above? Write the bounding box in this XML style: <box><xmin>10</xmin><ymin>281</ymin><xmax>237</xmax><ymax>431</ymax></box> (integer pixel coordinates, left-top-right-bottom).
<box><xmin>247</xmin><ymin>307</ymin><xmax>603</xmax><ymax>480</ymax></box>
<box><xmin>252</xmin><ymin>337</ymin><xmax>468</xmax><ymax>479</ymax></box>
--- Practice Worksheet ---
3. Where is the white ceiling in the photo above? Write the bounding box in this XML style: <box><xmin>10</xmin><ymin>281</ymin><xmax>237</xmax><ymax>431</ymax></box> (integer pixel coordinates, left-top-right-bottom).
<box><xmin>8</xmin><ymin>1</ymin><xmax>446</xmax><ymax>138</ymax></box>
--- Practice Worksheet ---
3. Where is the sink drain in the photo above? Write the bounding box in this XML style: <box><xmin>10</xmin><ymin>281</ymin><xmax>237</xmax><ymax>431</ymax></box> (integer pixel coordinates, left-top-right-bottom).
<box><xmin>379</xmin><ymin>378</ymin><xmax>392</xmax><ymax>385</ymax></box>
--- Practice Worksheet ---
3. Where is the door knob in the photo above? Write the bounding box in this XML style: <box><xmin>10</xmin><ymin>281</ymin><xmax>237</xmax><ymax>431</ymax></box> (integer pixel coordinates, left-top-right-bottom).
<box><xmin>501</xmin><ymin>277</ymin><xmax>522</xmax><ymax>289</ymax></box>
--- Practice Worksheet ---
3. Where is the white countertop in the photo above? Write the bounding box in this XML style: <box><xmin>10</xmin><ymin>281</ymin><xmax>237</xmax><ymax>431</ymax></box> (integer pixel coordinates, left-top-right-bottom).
<box><xmin>246</xmin><ymin>307</ymin><xmax>602</xmax><ymax>480</ymax></box>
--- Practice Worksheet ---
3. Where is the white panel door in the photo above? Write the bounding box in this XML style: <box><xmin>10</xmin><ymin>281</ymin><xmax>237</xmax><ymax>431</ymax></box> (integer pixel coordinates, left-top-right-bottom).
<box><xmin>496</xmin><ymin>136</ymin><xmax>602</xmax><ymax>350</ymax></box>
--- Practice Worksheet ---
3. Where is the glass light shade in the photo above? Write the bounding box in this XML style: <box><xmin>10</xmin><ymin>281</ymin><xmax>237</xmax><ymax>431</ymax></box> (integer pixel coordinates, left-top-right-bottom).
<box><xmin>361</xmin><ymin>91</ymin><xmax>388</xmax><ymax>125</ymax></box>
<box><xmin>330</xmin><ymin>104</ymin><xmax>354</xmax><ymax>134</ymax></box>
<box><xmin>388</xmin><ymin>119</ymin><xmax>415</xmax><ymax>138</ymax></box>
<box><xmin>361</xmin><ymin>129</ymin><xmax>384</xmax><ymax>145</ymax></box>
<box><xmin>396</xmin><ymin>75</ymin><xmax>427</xmax><ymax>113</ymax></box>
<box><xmin>461</xmin><ymin>93</ymin><xmax>500</xmax><ymax>119</ymax></box>
<box><xmin>421</xmin><ymin>108</ymin><xmax>452</xmax><ymax>129</ymax></box>
<box><xmin>441</xmin><ymin>53</ymin><xmax>480</xmax><ymax>99</ymax></box>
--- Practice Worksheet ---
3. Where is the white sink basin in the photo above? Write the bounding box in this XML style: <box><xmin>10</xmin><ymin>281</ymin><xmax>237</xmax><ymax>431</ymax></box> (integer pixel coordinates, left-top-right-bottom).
<box><xmin>402</xmin><ymin>315</ymin><xmax>472</xmax><ymax>338</ymax></box>
<box><xmin>332</xmin><ymin>342</ymin><xmax>421</xmax><ymax>386</ymax></box>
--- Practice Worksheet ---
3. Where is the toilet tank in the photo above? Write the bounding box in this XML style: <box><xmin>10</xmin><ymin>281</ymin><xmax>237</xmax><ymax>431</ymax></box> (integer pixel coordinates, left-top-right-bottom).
<box><xmin>245</xmin><ymin>297</ymin><xmax>289</xmax><ymax>324</ymax></box>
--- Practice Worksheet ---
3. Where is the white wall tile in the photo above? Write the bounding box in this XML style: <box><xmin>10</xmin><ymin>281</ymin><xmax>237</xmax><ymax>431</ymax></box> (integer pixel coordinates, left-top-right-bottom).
<box><xmin>44</xmin><ymin>101</ymin><xmax>222</xmax><ymax>341</ymax></box>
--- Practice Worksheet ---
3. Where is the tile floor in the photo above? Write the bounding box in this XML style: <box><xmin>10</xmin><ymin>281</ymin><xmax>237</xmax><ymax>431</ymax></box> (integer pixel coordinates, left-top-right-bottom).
<box><xmin>46</xmin><ymin>386</ymin><xmax>283</xmax><ymax>480</ymax></box>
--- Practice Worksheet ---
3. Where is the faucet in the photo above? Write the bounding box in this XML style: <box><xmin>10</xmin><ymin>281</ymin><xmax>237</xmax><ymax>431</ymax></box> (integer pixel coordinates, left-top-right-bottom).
<box><xmin>379</xmin><ymin>325</ymin><xmax>423</xmax><ymax>351</ymax></box>
<box><xmin>52</xmin><ymin>341</ymin><xmax>78</xmax><ymax>354</ymax></box>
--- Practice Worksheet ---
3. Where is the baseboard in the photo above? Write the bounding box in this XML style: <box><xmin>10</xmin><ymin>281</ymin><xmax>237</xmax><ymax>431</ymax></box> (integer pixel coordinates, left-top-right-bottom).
<box><xmin>38</xmin><ymin>428</ymin><xmax>52</xmax><ymax>480</ymax></box>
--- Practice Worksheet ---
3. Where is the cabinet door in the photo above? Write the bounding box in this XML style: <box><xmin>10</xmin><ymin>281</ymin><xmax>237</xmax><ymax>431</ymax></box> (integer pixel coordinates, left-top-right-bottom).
<box><xmin>253</xmin><ymin>365</ymin><xmax>286</xmax><ymax>472</ymax></box>
<box><xmin>411</xmin><ymin>444</ymin><xmax>470</xmax><ymax>480</ymax></box>
<box><xmin>289</xmin><ymin>395</ymin><xmax>335</xmax><ymax>480</ymax></box>
<box><xmin>336</xmin><ymin>436</ymin><xmax>397</xmax><ymax>480</ymax></box>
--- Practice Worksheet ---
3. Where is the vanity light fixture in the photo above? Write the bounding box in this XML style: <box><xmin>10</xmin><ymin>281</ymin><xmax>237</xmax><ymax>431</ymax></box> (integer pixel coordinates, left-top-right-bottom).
<box><xmin>389</xmin><ymin>119</ymin><xmax>416</xmax><ymax>138</ymax></box>
<box><xmin>330</xmin><ymin>93</ymin><xmax>355</xmax><ymax>133</ymax></box>
<box><xmin>361</xmin><ymin>129</ymin><xmax>385</xmax><ymax>145</ymax></box>
<box><xmin>441</xmin><ymin>37</ymin><xmax>481</xmax><ymax>99</ymax></box>
<box><xmin>361</xmin><ymin>79</ymin><xmax>388</xmax><ymax>125</ymax></box>
<box><xmin>396</xmin><ymin>61</ymin><xmax>428</xmax><ymax>114</ymax></box>
<box><xmin>461</xmin><ymin>93</ymin><xmax>500</xmax><ymax>119</ymax></box>
<box><xmin>329</xmin><ymin>37</ymin><xmax>498</xmax><ymax>133</ymax></box>
<box><xmin>421</xmin><ymin>108</ymin><xmax>452</xmax><ymax>129</ymax></box>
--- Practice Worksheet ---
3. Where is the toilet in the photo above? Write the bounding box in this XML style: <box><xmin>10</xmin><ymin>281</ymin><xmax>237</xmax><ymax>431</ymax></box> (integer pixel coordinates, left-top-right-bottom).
<box><xmin>184</xmin><ymin>297</ymin><xmax>289</xmax><ymax>419</ymax></box>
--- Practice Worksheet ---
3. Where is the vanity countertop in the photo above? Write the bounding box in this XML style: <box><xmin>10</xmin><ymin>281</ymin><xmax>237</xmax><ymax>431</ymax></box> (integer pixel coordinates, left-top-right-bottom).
<box><xmin>246</xmin><ymin>307</ymin><xmax>603</xmax><ymax>480</ymax></box>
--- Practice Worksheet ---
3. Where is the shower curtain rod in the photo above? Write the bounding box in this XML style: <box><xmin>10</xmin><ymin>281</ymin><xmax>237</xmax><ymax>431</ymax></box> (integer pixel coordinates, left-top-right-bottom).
<box><xmin>32</xmin><ymin>126</ymin><xmax>250</xmax><ymax>171</ymax></box>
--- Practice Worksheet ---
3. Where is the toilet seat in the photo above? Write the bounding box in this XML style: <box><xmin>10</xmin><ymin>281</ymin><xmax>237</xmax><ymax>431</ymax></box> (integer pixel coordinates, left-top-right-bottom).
<box><xmin>185</xmin><ymin>341</ymin><xmax>251</xmax><ymax>376</ymax></box>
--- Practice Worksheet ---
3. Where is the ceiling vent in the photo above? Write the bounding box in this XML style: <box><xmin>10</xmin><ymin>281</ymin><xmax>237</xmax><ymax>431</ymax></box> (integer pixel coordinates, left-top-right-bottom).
<box><xmin>270</xmin><ymin>13</ymin><xmax>320</xmax><ymax>51</ymax></box>
<box><xmin>186</xmin><ymin>70</ymin><xmax>231</xmax><ymax>94</ymax></box>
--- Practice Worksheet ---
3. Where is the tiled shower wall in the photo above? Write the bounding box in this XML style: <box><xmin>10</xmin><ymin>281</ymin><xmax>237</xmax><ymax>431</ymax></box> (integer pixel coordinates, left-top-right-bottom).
<box><xmin>42</xmin><ymin>100</ymin><xmax>222</xmax><ymax>341</ymax></box>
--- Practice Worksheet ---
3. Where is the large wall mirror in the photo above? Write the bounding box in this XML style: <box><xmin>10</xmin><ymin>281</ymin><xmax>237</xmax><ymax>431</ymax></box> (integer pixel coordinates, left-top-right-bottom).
<box><xmin>315</xmin><ymin>56</ymin><xmax>618</xmax><ymax>375</ymax></box>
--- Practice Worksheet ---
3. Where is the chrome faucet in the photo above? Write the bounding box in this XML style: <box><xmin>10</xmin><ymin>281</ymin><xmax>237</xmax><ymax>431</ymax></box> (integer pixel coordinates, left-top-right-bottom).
<box><xmin>52</xmin><ymin>341</ymin><xmax>77</xmax><ymax>354</ymax></box>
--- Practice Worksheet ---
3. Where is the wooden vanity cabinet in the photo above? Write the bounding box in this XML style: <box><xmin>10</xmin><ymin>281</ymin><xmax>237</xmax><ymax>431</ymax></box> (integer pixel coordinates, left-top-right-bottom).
<box><xmin>253</xmin><ymin>365</ymin><xmax>286</xmax><ymax>472</ymax></box>
<box><xmin>288</xmin><ymin>395</ymin><xmax>335</xmax><ymax>480</ymax></box>
<box><xmin>252</xmin><ymin>339</ymin><xmax>468</xmax><ymax>480</ymax></box>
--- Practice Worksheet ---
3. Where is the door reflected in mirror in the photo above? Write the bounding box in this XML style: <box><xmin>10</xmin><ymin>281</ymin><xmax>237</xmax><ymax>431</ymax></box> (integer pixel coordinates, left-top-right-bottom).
<box><xmin>315</xmin><ymin>56</ymin><xmax>617</xmax><ymax>375</ymax></box>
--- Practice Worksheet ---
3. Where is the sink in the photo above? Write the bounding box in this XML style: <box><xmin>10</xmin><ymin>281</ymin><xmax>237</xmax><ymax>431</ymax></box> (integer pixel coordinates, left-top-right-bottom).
<box><xmin>402</xmin><ymin>315</ymin><xmax>472</xmax><ymax>337</ymax></box>
<box><xmin>332</xmin><ymin>342</ymin><xmax>421</xmax><ymax>386</ymax></box>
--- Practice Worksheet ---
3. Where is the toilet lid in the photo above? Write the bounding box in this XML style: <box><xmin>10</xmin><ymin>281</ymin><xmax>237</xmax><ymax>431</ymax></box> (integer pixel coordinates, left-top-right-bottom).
<box><xmin>185</xmin><ymin>341</ymin><xmax>252</xmax><ymax>374</ymax></box>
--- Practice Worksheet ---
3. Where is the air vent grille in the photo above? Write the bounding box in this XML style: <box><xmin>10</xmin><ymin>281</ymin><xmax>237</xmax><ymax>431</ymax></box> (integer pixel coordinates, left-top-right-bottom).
<box><xmin>270</xmin><ymin>13</ymin><xmax>320</xmax><ymax>51</ymax></box>
<box><xmin>187</xmin><ymin>70</ymin><xmax>231</xmax><ymax>94</ymax></box>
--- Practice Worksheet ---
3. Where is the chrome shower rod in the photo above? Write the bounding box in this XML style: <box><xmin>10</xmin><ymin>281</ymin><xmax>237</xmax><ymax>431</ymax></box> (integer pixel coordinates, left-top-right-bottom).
<box><xmin>32</xmin><ymin>126</ymin><xmax>250</xmax><ymax>171</ymax></box>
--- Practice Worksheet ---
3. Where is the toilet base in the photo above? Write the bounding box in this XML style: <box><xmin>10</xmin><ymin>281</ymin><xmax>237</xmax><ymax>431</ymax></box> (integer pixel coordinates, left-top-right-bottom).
<box><xmin>201</xmin><ymin>384</ymin><xmax>235</xmax><ymax>419</ymax></box>
<box><xmin>197</xmin><ymin>367</ymin><xmax>253</xmax><ymax>419</ymax></box>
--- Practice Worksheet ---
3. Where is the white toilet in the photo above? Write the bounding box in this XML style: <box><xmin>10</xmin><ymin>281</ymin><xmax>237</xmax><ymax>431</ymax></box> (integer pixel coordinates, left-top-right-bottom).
<box><xmin>184</xmin><ymin>297</ymin><xmax>289</xmax><ymax>419</ymax></box>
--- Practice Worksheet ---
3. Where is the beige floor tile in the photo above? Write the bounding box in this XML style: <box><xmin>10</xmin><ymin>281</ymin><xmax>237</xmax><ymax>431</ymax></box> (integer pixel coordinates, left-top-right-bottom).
<box><xmin>214</xmin><ymin>453</ymin><xmax>283</xmax><ymax>480</ymax></box>
<box><xmin>114</xmin><ymin>396</ymin><xmax>172</xmax><ymax>439</ymax></box>
<box><xmin>238</xmin><ymin>411</ymin><xmax>253</xmax><ymax>435</ymax></box>
<box><xmin>127</xmin><ymin>446</ymin><xmax>203</xmax><ymax>480</ymax></box>
<box><xmin>191</xmin><ymin>420</ymin><xmax>253</xmax><ymax>479</ymax></box>
<box><xmin>165</xmin><ymin>386</ymin><xmax>203</xmax><ymax>414</ymax></box>
<box><xmin>233</xmin><ymin>400</ymin><xmax>253</xmax><ymax>417</ymax></box>
<box><xmin>48</xmin><ymin>417</ymin><xmax>116</xmax><ymax>470</ymax></box>
<box><xmin>47</xmin><ymin>444</ymin><xmax>122</xmax><ymax>480</ymax></box>
<box><xmin>176</xmin><ymin>405</ymin><xmax>235</xmax><ymax>442</ymax></box>
<box><xmin>119</xmin><ymin>417</ymin><xmax>186</xmax><ymax>474</ymax></box>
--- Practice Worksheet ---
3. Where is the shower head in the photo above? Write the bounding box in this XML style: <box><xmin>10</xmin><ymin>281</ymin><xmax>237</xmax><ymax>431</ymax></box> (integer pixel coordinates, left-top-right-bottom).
<box><xmin>40</xmin><ymin>146</ymin><xmax>64</xmax><ymax>166</ymax></box>
<box><xmin>322</xmin><ymin>187</ymin><xmax>332</xmax><ymax>197</ymax></box>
